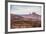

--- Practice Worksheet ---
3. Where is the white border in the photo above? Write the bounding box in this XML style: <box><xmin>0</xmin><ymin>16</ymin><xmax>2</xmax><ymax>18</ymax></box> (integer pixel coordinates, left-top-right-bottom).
<box><xmin>8</xmin><ymin>2</ymin><xmax>43</xmax><ymax>32</ymax></box>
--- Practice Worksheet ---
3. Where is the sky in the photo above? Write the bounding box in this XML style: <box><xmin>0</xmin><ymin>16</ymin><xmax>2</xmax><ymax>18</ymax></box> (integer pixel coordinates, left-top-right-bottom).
<box><xmin>10</xmin><ymin>5</ymin><xmax>41</xmax><ymax>15</ymax></box>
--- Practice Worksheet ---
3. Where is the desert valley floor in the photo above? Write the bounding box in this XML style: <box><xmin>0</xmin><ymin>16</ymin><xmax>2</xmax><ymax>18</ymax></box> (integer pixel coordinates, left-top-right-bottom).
<box><xmin>10</xmin><ymin>13</ymin><xmax>41</xmax><ymax>29</ymax></box>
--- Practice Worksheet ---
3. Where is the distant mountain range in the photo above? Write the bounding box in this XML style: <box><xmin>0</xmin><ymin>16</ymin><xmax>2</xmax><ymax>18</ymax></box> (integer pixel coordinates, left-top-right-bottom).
<box><xmin>11</xmin><ymin>13</ymin><xmax>41</xmax><ymax>21</ymax></box>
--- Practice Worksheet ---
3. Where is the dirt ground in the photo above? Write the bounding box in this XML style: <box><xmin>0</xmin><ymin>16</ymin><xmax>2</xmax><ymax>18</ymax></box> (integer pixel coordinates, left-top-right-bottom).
<box><xmin>11</xmin><ymin>21</ymin><xmax>41</xmax><ymax>29</ymax></box>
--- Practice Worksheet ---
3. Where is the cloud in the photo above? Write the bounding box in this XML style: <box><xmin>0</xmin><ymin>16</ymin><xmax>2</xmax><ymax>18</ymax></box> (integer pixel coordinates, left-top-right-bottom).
<box><xmin>10</xmin><ymin>5</ymin><xmax>41</xmax><ymax>15</ymax></box>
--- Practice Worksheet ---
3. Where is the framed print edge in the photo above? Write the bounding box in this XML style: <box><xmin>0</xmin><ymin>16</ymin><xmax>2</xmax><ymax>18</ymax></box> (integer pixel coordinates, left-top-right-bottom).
<box><xmin>5</xmin><ymin>0</ymin><xmax>8</xmax><ymax>34</ymax></box>
<box><xmin>5</xmin><ymin>0</ymin><xmax>45</xmax><ymax>33</ymax></box>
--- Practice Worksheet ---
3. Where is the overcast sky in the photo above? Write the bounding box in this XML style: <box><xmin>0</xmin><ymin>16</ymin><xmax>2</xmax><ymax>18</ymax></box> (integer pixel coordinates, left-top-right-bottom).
<box><xmin>10</xmin><ymin>5</ymin><xmax>41</xmax><ymax>15</ymax></box>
